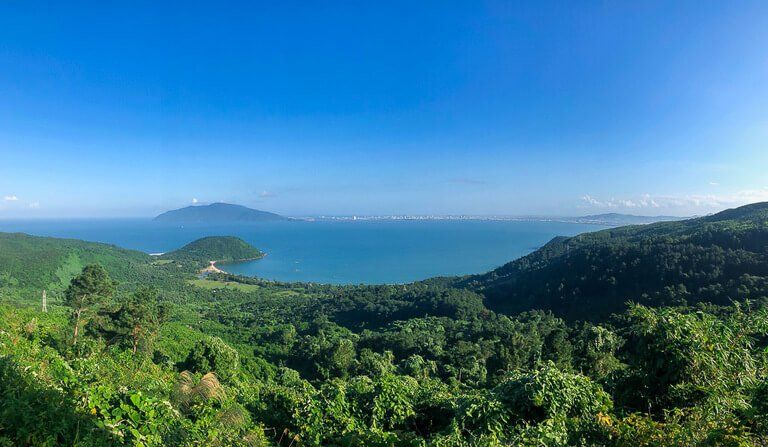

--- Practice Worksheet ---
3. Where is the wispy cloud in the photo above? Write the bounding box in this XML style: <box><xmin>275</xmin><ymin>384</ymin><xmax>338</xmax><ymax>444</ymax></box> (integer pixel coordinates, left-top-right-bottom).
<box><xmin>709</xmin><ymin>182</ymin><xmax>720</xmax><ymax>186</ymax></box>
<box><xmin>580</xmin><ymin>194</ymin><xmax>604</xmax><ymax>206</ymax></box>
<box><xmin>28</xmin><ymin>202</ymin><xmax>40</xmax><ymax>209</ymax></box>
<box><xmin>580</xmin><ymin>189</ymin><xmax>768</xmax><ymax>212</ymax></box>
<box><xmin>191</xmin><ymin>198</ymin><xmax>199</xmax><ymax>204</ymax></box>
<box><xmin>3</xmin><ymin>195</ymin><xmax>19</xmax><ymax>201</ymax></box>
<box><xmin>580</xmin><ymin>194</ymin><xmax>659</xmax><ymax>209</ymax></box>
<box><xmin>259</xmin><ymin>190</ymin><xmax>277</xmax><ymax>198</ymax></box>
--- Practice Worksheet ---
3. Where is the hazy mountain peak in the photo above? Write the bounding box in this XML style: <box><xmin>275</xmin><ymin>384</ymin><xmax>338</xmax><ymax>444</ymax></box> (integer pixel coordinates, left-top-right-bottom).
<box><xmin>153</xmin><ymin>203</ymin><xmax>287</xmax><ymax>223</ymax></box>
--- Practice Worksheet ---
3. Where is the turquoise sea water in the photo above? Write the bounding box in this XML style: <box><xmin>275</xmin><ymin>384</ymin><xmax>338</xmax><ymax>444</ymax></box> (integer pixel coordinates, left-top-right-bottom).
<box><xmin>0</xmin><ymin>219</ymin><xmax>607</xmax><ymax>284</ymax></box>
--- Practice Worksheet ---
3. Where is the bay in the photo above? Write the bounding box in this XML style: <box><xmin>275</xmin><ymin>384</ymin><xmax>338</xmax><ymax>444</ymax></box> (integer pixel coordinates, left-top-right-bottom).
<box><xmin>0</xmin><ymin>219</ymin><xmax>607</xmax><ymax>284</ymax></box>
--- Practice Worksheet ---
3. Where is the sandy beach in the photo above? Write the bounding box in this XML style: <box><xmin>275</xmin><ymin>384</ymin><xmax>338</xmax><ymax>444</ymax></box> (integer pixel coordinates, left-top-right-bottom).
<box><xmin>200</xmin><ymin>261</ymin><xmax>224</xmax><ymax>275</ymax></box>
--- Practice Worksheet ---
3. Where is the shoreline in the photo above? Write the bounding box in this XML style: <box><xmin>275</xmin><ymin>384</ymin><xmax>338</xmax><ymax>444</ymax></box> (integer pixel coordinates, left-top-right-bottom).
<box><xmin>199</xmin><ymin>254</ymin><xmax>266</xmax><ymax>276</ymax></box>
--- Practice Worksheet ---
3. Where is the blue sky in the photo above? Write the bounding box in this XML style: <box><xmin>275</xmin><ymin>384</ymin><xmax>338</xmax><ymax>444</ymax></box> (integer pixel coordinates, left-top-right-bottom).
<box><xmin>1</xmin><ymin>1</ymin><xmax>767</xmax><ymax>218</ymax></box>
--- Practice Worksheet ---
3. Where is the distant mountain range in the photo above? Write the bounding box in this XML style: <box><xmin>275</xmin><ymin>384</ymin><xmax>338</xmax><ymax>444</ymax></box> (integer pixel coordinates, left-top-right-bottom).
<box><xmin>153</xmin><ymin>203</ymin><xmax>684</xmax><ymax>226</ymax></box>
<box><xmin>154</xmin><ymin>203</ymin><xmax>287</xmax><ymax>223</ymax></box>
<box><xmin>565</xmin><ymin>213</ymin><xmax>685</xmax><ymax>226</ymax></box>
<box><xmin>309</xmin><ymin>213</ymin><xmax>687</xmax><ymax>225</ymax></box>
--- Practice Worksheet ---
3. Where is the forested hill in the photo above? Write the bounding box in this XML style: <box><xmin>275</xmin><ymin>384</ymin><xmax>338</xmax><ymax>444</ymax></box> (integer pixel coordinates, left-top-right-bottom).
<box><xmin>461</xmin><ymin>201</ymin><xmax>768</xmax><ymax>321</ymax></box>
<box><xmin>154</xmin><ymin>202</ymin><xmax>286</xmax><ymax>223</ymax></box>
<box><xmin>4</xmin><ymin>205</ymin><xmax>768</xmax><ymax>444</ymax></box>
<box><xmin>159</xmin><ymin>236</ymin><xmax>264</xmax><ymax>263</ymax></box>
<box><xmin>0</xmin><ymin>232</ymin><xmax>155</xmax><ymax>294</ymax></box>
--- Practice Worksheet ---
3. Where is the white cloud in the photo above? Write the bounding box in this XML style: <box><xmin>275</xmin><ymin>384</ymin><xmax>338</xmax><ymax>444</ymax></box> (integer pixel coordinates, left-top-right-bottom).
<box><xmin>3</xmin><ymin>195</ymin><xmax>18</xmax><ymax>201</ymax></box>
<box><xmin>637</xmin><ymin>194</ymin><xmax>660</xmax><ymax>208</ymax></box>
<box><xmin>580</xmin><ymin>195</ymin><xmax>609</xmax><ymax>207</ymax></box>
<box><xmin>28</xmin><ymin>202</ymin><xmax>39</xmax><ymax>209</ymax></box>
<box><xmin>580</xmin><ymin>195</ymin><xmax>651</xmax><ymax>209</ymax></box>
<box><xmin>709</xmin><ymin>182</ymin><xmax>720</xmax><ymax>186</ymax></box>
<box><xmin>191</xmin><ymin>198</ymin><xmax>199</xmax><ymax>204</ymax></box>
<box><xmin>580</xmin><ymin>189</ymin><xmax>768</xmax><ymax>213</ymax></box>
<box><xmin>259</xmin><ymin>190</ymin><xmax>277</xmax><ymax>198</ymax></box>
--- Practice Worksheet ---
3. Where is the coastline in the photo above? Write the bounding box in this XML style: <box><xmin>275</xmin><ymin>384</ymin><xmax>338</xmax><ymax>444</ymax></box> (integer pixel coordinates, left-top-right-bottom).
<box><xmin>200</xmin><ymin>253</ymin><xmax>267</xmax><ymax>276</ymax></box>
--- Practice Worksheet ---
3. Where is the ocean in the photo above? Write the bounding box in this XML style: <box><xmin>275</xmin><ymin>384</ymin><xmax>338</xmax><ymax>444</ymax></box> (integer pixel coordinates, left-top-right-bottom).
<box><xmin>0</xmin><ymin>219</ymin><xmax>607</xmax><ymax>284</ymax></box>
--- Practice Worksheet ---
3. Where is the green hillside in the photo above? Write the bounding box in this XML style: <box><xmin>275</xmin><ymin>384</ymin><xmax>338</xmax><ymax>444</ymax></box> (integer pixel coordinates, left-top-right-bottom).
<box><xmin>462</xmin><ymin>202</ymin><xmax>768</xmax><ymax>320</ymax></box>
<box><xmin>3</xmin><ymin>204</ymin><xmax>768</xmax><ymax>445</ymax></box>
<box><xmin>0</xmin><ymin>232</ymin><xmax>155</xmax><ymax>295</ymax></box>
<box><xmin>159</xmin><ymin>236</ymin><xmax>264</xmax><ymax>264</ymax></box>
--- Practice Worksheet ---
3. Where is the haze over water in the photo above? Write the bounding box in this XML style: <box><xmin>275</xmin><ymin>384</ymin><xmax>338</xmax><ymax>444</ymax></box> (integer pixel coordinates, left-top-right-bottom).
<box><xmin>0</xmin><ymin>219</ymin><xmax>606</xmax><ymax>284</ymax></box>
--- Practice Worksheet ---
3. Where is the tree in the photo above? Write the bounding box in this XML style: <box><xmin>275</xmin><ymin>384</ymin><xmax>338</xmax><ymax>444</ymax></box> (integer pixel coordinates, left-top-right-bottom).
<box><xmin>617</xmin><ymin>304</ymin><xmax>760</xmax><ymax>414</ymax></box>
<box><xmin>327</xmin><ymin>338</ymin><xmax>356</xmax><ymax>378</ymax></box>
<box><xmin>63</xmin><ymin>264</ymin><xmax>115</xmax><ymax>345</ymax></box>
<box><xmin>115</xmin><ymin>287</ymin><xmax>168</xmax><ymax>354</ymax></box>
<box><xmin>181</xmin><ymin>336</ymin><xmax>240</xmax><ymax>382</ymax></box>
<box><xmin>0</xmin><ymin>273</ymin><xmax>19</xmax><ymax>301</ymax></box>
<box><xmin>454</xmin><ymin>362</ymin><xmax>613</xmax><ymax>444</ymax></box>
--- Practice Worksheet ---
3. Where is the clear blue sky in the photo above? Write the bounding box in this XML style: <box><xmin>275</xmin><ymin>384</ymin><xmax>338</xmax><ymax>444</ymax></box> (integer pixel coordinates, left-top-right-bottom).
<box><xmin>1</xmin><ymin>1</ymin><xmax>767</xmax><ymax>218</ymax></box>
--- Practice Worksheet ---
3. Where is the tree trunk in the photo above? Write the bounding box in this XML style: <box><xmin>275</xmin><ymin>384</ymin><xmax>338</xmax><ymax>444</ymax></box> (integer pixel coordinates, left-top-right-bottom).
<box><xmin>73</xmin><ymin>310</ymin><xmax>81</xmax><ymax>345</ymax></box>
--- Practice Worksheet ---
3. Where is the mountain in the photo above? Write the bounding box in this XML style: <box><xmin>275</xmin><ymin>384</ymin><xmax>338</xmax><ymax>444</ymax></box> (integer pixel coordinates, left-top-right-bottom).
<box><xmin>159</xmin><ymin>236</ymin><xmax>264</xmax><ymax>263</ymax></box>
<box><xmin>460</xmin><ymin>202</ymin><xmax>768</xmax><ymax>321</ymax></box>
<box><xmin>153</xmin><ymin>203</ymin><xmax>287</xmax><ymax>223</ymax></box>
<box><xmin>569</xmin><ymin>213</ymin><xmax>684</xmax><ymax>226</ymax></box>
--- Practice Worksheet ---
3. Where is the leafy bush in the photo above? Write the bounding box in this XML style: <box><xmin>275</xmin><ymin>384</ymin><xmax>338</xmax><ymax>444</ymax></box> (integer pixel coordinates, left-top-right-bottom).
<box><xmin>180</xmin><ymin>336</ymin><xmax>240</xmax><ymax>382</ymax></box>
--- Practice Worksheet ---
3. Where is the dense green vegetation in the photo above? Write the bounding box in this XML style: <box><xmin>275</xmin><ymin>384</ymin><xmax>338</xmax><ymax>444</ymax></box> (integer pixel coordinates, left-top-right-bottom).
<box><xmin>463</xmin><ymin>202</ymin><xmax>768</xmax><ymax>321</ymax></box>
<box><xmin>2</xmin><ymin>202</ymin><xmax>768</xmax><ymax>445</ymax></box>
<box><xmin>159</xmin><ymin>236</ymin><xmax>265</xmax><ymax>265</ymax></box>
<box><xmin>0</xmin><ymin>232</ymin><xmax>172</xmax><ymax>301</ymax></box>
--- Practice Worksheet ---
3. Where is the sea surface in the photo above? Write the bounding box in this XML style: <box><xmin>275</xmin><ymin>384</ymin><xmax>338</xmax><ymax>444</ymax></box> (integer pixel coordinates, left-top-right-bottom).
<box><xmin>0</xmin><ymin>219</ymin><xmax>608</xmax><ymax>284</ymax></box>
